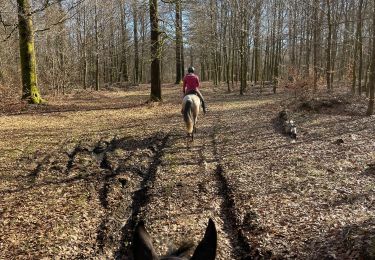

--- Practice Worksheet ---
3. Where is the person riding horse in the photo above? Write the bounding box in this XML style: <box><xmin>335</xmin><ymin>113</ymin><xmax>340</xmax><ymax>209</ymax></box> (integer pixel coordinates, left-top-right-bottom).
<box><xmin>181</xmin><ymin>67</ymin><xmax>207</xmax><ymax>114</ymax></box>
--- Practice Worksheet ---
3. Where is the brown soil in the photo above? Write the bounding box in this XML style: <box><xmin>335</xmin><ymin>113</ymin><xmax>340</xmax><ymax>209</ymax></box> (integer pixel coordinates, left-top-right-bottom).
<box><xmin>1</xmin><ymin>84</ymin><xmax>374</xmax><ymax>259</ymax></box>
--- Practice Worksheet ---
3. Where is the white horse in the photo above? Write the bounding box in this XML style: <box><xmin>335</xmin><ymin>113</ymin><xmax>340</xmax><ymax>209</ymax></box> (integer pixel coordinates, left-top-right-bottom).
<box><xmin>182</xmin><ymin>94</ymin><xmax>201</xmax><ymax>141</ymax></box>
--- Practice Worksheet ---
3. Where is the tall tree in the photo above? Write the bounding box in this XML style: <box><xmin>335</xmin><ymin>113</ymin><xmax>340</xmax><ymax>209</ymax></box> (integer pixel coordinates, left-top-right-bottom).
<box><xmin>17</xmin><ymin>0</ymin><xmax>43</xmax><ymax>104</ymax></box>
<box><xmin>252</xmin><ymin>0</ymin><xmax>262</xmax><ymax>84</ymax></box>
<box><xmin>175</xmin><ymin>0</ymin><xmax>183</xmax><ymax>84</ymax></box>
<box><xmin>366</xmin><ymin>0</ymin><xmax>375</xmax><ymax>115</ymax></box>
<box><xmin>150</xmin><ymin>0</ymin><xmax>161</xmax><ymax>101</ymax></box>
<box><xmin>313</xmin><ymin>0</ymin><xmax>319</xmax><ymax>92</ymax></box>
<box><xmin>95</xmin><ymin>0</ymin><xmax>100</xmax><ymax>90</ymax></box>
<box><xmin>239</xmin><ymin>0</ymin><xmax>247</xmax><ymax>95</ymax></box>
<box><xmin>352</xmin><ymin>0</ymin><xmax>364</xmax><ymax>94</ymax></box>
<box><xmin>179</xmin><ymin>4</ymin><xmax>184</xmax><ymax>79</ymax></box>
<box><xmin>133</xmin><ymin>0</ymin><xmax>140</xmax><ymax>84</ymax></box>
<box><xmin>120</xmin><ymin>0</ymin><xmax>129</xmax><ymax>82</ymax></box>
<box><xmin>326</xmin><ymin>0</ymin><xmax>333</xmax><ymax>91</ymax></box>
<box><xmin>357</xmin><ymin>0</ymin><xmax>364</xmax><ymax>95</ymax></box>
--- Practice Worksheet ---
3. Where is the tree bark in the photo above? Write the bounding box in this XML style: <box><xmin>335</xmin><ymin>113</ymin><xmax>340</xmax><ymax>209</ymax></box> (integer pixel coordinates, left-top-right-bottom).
<box><xmin>120</xmin><ymin>0</ymin><xmax>129</xmax><ymax>82</ymax></box>
<box><xmin>179</xmin><ymin>4</ymin><xmax>184</xmax><ymax>78</ymax></box>
<box><xmin>253</xmin><ymin>1</ymin><xmax>261</xmax><ymax>84</ymax></box>
<box><xmin>83</xmin><ymin>5</ymin><xmax>88</xmax><ymax>89</ymax></box>
<box><xmin>352</xmin><ymin>0</ymin><xmax>363</xmax><ymax>94</ymax></box>
<box><xmin>133</xmin><ymin>0</ymin><xmax>139</xmax><ymax>84</ymax></box>
<box><xmin>95</xmin><ymin>0</ymin><xmax>100</xmax><ymax>91</ymax></box>
<box><xmin>313</xmin><ymin>0</ymin><xmax>319</xmax><ymax>92</ymax></box>
<box><xmin>239</xmin><ymin>0</ymin><xmax>247</xmax><ymax>95</ymax></box>
<box><xmin>326</xmin><ymin>0</ymin><xmax>333</xmax><ymax>91</ymax></box>
<box><xmin>175</xmin><ymin>0</ymin><xmax>183</xmax><ymax>84</ymax></box>
<box><xmin>17</xmin><ymin>0</ymin><xmax>43</xmax><ymax>104</ymax></box>
<box><xmin>150</xmin><ymin>0</ymin><xmax>161</xmax><ymax>101</ymax></box>
<box><xmin>357</xmin><ymin>0</ymin><xmax>364</xmax><ymax>95</ymax></box>
<box><xmin>366</xmin><ymin>0</ymin><xmax>375</xmax><ymax>115</ymax></box>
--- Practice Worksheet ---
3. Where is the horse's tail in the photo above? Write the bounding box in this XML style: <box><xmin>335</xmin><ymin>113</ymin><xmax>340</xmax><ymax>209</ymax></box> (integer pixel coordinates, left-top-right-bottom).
<box><xmin>184</xmin><ymin>100</ymin><xmax>193</xmax><ymax>133</ymax></box>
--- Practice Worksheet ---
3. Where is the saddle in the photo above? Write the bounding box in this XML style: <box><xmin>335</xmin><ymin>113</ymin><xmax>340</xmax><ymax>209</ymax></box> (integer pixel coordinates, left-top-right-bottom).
<box><xmin>185</xmin><ymin>90</ymin><xmax>198</xmax><ymax>96</ymax></box>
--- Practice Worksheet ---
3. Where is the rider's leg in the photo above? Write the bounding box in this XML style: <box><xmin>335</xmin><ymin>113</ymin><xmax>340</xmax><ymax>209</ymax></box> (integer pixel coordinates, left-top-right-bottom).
<box><xmin>195</xmin><ymin>89</ymin><xmax>207</xmax><ymax>114</ymax></box>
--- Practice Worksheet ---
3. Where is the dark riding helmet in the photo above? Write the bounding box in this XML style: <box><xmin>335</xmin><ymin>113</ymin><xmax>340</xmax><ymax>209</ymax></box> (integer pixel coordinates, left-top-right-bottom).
<box><xmin>188</xmin><ymin>66</ymin><xmax>195</xmax><ymax>73</ymax></box>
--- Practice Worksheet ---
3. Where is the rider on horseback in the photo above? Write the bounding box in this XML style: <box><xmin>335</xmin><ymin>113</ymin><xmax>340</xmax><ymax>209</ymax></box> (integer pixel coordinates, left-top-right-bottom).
<box><xmin>182</xmin><ymin>66</ymin><xmax>207</xmax><ymax>114</ymax></box>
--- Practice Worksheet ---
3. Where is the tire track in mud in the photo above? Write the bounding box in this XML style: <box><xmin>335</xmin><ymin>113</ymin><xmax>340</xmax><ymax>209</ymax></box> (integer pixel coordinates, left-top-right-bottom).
<box><xmin>198</xmin><ymin>131</ymin><xmax>250</xmax><ymax>260</ymax></box>
<box><xmin>210</xmin><ymin>113</ymin><xmax>274</xmax><ymax>260</ymax></box>
<box><xmin>13</xmin><ymin>133</ymin><xmax>170</xmax><ymax>258</ymax></box>
<box><xmin>114</xmin><ymin>134</ymin><xmax>169</xmax><ymax>259</ymax></box>
<box><xmin>129</xmin><ymin>132</ymin><xmax>232</xmax><ymax>259</ymax></box>
<box><xmin>210</xmin><ymin>127</ymin><xmax>258</xmax><ymax>260</ymax></box>
<box><xmin>190</xmin><ymin>130</ymin><xmax>251</xmax><ymax>259</ymax></box>
<box><xmin>76</xmin><ymin>133</ymin><xmax>171</xmax><ymax>257</ymax></box>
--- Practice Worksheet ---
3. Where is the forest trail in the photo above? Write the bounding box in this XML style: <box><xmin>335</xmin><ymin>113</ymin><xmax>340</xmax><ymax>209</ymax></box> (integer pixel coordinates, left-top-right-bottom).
<box><xmin>1</xmin><ymin>84</ymin><xmax>375</xmax><ymax>259</ymax></box>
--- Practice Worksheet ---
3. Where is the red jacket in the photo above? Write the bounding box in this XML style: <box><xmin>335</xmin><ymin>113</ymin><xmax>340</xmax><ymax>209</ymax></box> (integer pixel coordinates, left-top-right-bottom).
<box><xmin>183</xmin><ymin>73</ymin><xmax>200</xmax><ymax>93</ymax></box>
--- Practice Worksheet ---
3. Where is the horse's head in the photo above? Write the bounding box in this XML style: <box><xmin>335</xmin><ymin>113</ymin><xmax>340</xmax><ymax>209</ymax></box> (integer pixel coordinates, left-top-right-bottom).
<box><xmin>132</xmin><ymin>218</ymin><xmax>217</xmax><ymax>260</ymax></box>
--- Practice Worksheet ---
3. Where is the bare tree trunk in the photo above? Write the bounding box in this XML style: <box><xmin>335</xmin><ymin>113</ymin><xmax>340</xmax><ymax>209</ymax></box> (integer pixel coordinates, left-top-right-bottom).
<box><xmin>239</xmin><ymin>0</ymin><xmax>246</xmax><ymax>95</ymax></box>
<box><xmin>83</xmin><ymin>5</ymin><xmax>88</xmax><ymax>89</ymax></box>
<box><xmin>313</xmin><ymin>0</ymin><xmax>319</xmax><ymax>92</ymax></box>
<box><xmin>175</xmin><ymin>0</ymin><xmax>182</xmax><ymax>84</ymax></box>
<box><xmin>326</xmin><ymin>0</ymin><xmax>333</xmax><ymax>92</ymax></box>
<box><xmin>150</xmin><ymin>0</ymin><xmax>161</xmax><ymax>101</ymax></box>
<box><xmin>366</xmin><ymin>0</ymin><xmax>375</xmax><ymax>115</ymax></box>
<box><xmin>210</xmin><ymin>0</ymin><xmax>218</xmax><ymax>87</ymax></box>
<box><xmin>253</xmin><ymin>1</ymin><xmax>261</xmax><ymax>84</ymax></box>
<box><xmin>95</xmin><ymin>0</ymin><xmax>100</xmax><ymax>91</ymax></box>
<box><xmin>366</xmin><ymin>34</ymin><xmax>372</xmax><ymax>97</ymax></box>
<box><xmin>120</xmin><ymin>0</ymin><xmax>129</xmax><ymax>82</ymax></box>
<box><xmin>357</xmin><ymin>0</ymin><xmax>364</xmax><ymax>95</ymax></box>
<box><xmin>131</xmin><ymin>0</ymin><xmax>139</xmax><ymax>84</ymax></box>
<box><xmin>180</xmin><ymin>4</ymin><xmax>184</xmax><ymax>78</ymax></box>
<box><xmin>353</xmin><ymin>0</ymin><xmax>364</xmax><ymax>94</ymax></box>
<box><xmin>140</xmin><ymin>9</ymin><xmax>146</xmax><ymax>83</ymax></box>
<box><xmin>289</xmin><ymin>0</ymin><xmax>297</xmax><ymax>67</ymax></box>
<box><xmin>17</xmin><ymin>0</ymin><xmax>43</xmax><ymax>104</ymax></box>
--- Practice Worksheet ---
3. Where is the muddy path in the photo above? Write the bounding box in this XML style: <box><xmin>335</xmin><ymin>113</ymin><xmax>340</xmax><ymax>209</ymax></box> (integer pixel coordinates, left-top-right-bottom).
<box><xmin>1</xmin><ymin>84</ymin><xmax>375</xmax><ymax>259</ymax></box>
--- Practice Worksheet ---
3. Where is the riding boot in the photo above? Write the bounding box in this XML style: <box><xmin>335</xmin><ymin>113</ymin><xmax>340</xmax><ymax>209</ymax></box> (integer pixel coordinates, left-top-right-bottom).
<box><xmin>195</xmin><ymin>90</ymin><xmax>207</xmax><ymax>114</ymax></box>
<box><xmin>201</xmin><ymin>100</ymin><xmax>207</xmax><ymax>114</ymax></box>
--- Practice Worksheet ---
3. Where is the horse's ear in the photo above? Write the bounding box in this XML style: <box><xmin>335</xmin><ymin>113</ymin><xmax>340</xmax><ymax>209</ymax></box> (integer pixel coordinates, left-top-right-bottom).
<box><xmin>132</xmin><ymin>220</ymin><xmax>158</xmax><ymax>260</ymax></box>
<box><xmin>191</xmin><ymin>218</ymin><xmax>217</xmax><ymax>260</ymax></box>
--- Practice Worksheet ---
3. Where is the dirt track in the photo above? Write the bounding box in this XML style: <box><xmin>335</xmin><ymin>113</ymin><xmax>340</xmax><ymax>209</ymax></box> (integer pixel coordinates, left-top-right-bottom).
<box><xmin>1</xmin><ymin>84</ymin><xmax>374</xmax><ymax>259</ymax></box>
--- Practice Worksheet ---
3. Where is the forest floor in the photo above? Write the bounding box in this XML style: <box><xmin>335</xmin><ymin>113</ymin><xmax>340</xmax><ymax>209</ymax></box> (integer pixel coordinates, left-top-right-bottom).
<box><xmin>1</xmin><ymin>83</ymin><xmax>375</xmax><ymax>259</ymax></box>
